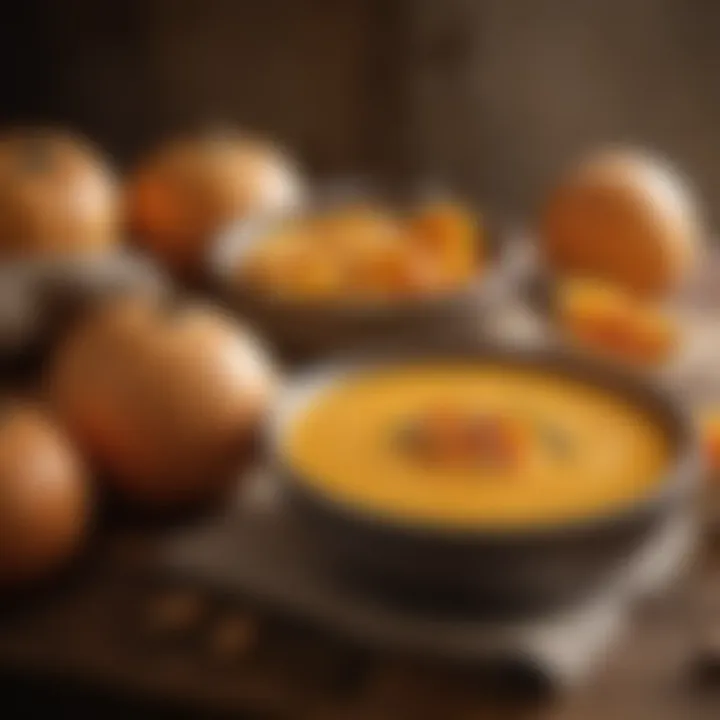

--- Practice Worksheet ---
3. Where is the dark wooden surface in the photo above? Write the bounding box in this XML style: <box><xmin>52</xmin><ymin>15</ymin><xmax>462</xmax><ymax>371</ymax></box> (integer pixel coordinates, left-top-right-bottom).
<box><xmin>0</xmin><ymin>0</ymin><xmax>403</xmax><ymax>178</ymax></box>
<box><xmin>0</xmin><ymin>504</ymin><xmax>717</xmax><ymax>718</ymax></box>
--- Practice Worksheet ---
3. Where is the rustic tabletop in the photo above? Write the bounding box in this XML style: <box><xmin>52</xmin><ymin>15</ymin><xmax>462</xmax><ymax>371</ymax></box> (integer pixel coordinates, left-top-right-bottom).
<box><xmin>0</xmin><ymin>520</ymin><xmax>719</xmax><ymax>719</ymax></box>
<box><xmin>2</xmin><ymin>266</ymin><xmax>720</xmax><ymax>718</ymax></box>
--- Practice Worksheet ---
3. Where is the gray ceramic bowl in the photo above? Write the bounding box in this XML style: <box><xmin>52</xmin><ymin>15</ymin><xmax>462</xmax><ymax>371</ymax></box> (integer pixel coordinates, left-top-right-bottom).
<box><xmin>0</xmin><ymin>251</ymin><xmax>169</xmax><ymax>366</ymax></box>
<box><xmin>271</xmin><ymin>340</ymin><xmax>701</xmax><ymax>616</ymax></box>
<box><xmin>208</xmin><ymin>184</ymin><xmax>517</xmax><ymax>361</ymax></box>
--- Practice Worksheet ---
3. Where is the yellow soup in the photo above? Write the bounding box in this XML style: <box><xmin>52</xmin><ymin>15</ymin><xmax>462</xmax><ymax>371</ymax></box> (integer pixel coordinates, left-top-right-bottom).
<box><xmin>287</xmin><ymin>365</ymin><xmax>671</xmax><ymax>529</ymax></box>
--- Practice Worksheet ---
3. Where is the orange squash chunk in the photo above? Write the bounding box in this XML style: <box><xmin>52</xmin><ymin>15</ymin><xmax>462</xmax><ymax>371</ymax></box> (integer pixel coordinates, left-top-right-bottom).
<box><xmin>700</xmin><ymin>413</ymin><xmax>720</xmax><ymax>477</ymax></box>
<box><xmin>343</xmin><ymin>239</ymin><xmax>447</xmax><ymax>297</ymax></box>
<box><xmin>237</xmin><ymin>201</ymin><xmax>483</xmax><ymax>300</ymax></box>
<box><xmin>243</xmin><ymin>241</ymin><xmax>343</xmax><ymax>299</ymax></box>
<box><xmin>400</xmin><ymin>406</ymin><xmax>531</xmax><ymax>471</ymax></box>
<box><xmin>630</xmin><ymin>309</ymin><xmax>678</xmax><ymax>364</ymax></box>
<box><xmin>557</xmin><ymin>278</ymin><xmax>678</xmax><ymax>366</ymax></box>
<box><xmin>283</xmin><ymin>254</ymin><xmax>344</xmax><ymax>299</ymax></box>
<box><xmin>241</xmin><ymin>240</ymin><xmax>309</xmax><ymax>289</ymax></box>
<box><xmin>312</xmin><ymin>206</ymin><xmax>400</xmax><ymax>250</ymax></box>
<box><xmin>407</xmin><ymin>202</ymin><xmax>481</xmax><ymax>283</ymax></box>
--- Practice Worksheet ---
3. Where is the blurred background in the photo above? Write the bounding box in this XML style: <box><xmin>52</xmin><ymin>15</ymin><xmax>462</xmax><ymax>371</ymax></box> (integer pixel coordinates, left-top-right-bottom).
<box><xmin>2</xmin><ymin>0</ymin><xmax>720</xmax><ymax>223</ymax></box>
<box><xmin>0</xmin><ymin>1</ymin><xmax>717</xmax><ymax>716</ymax></box>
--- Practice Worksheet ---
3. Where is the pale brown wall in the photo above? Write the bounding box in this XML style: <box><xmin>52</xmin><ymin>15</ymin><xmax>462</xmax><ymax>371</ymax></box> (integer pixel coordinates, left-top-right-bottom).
<box><xmin>1</xmin><ymin>0</ymin><xmax>719</xmax><ymax>224</ymax></box>
<box><xmin>402</xmin><ymin>0</ymin><xmax>720</xmax><ymax>224</ymax></box>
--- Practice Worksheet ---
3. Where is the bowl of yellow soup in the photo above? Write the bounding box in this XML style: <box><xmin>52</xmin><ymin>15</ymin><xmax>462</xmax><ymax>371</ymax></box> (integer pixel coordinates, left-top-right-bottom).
<box><xmin>209</xmin><ymin>184</ymin><xmax>513</xmax><ymax>361</ymax></box>
<box><xmin>272</xmin><ymin>342</ymin><xmax>700</xmax><ymax>613</ymax></box>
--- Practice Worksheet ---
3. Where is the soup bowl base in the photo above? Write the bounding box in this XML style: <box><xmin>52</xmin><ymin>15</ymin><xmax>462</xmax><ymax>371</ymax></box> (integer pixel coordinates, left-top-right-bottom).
<box><xmin>153</xmin><ymin>469</ymin><xmax>695</xmax><ymax>691</ymax></box>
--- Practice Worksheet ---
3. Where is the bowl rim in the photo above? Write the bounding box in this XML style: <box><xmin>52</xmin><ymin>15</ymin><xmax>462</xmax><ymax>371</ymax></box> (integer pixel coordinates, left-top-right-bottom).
<box><xmin>269</xmin><ymin>339</ymin><xmax>702</xmax><ymax>544</ymax></box>
<box><xmin>207</xmin><ymin>181</ymin><xmax>517</xmax><ymax>319</ymax></box>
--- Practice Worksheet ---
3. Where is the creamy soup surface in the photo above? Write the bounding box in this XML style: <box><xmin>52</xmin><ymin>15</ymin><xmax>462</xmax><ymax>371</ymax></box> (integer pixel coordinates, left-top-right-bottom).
<box><xmin>287</xmin><ymin>365</ymin><xmax>671</xmax><ymax>528</ymax></box>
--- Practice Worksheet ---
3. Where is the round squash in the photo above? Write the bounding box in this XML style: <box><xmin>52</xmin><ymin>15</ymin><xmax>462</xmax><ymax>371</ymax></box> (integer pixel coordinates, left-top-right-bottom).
<box><xmin>0</xmin><ymin>128</ymin><xmax>119</xmax><ymax>259</ymax></box>
<box><xmin>539</xmin><ymin>149</ymin><xmax>703</xmax><ymax>297</ymax></box>
<box><xmin>0</xmin><ymin>401</ymin><xmax>90</xmax><ymax>587</ymax></box>
<box><xmin>49</xmin><ymin>296</ymin><xmax>277</xmax><ymax>507</ymax></box>
<box><xmin>127</xmin><ymin>130</ymin><xmax>304</xmax><ymax>279</ymax></box>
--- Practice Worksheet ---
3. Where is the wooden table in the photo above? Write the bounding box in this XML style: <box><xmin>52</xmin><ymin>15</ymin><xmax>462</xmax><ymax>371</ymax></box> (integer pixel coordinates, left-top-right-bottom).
<box><xmin>2</xmin><ymin>281</ymin><xmax>719</xmax><ymax>718</ymax></box>
<box><xmin>1</xmin><ymin>515</ymin><xmax>719</xmax><ymax>719</ymax></box>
